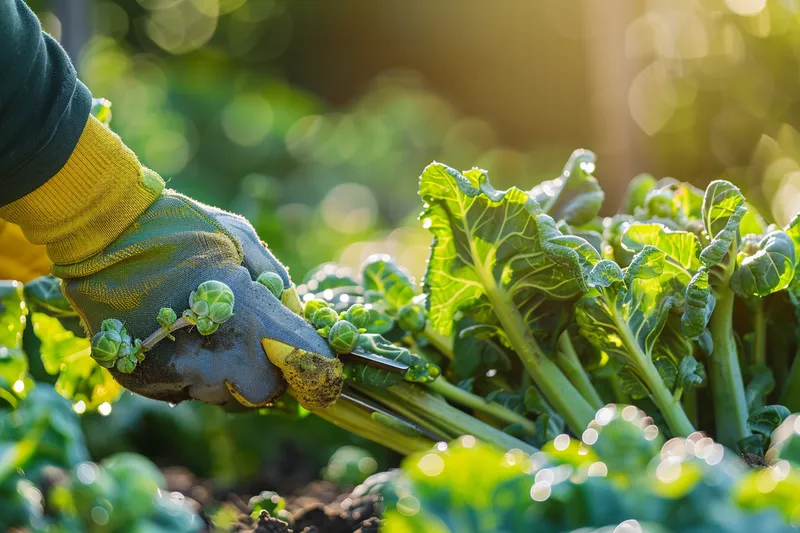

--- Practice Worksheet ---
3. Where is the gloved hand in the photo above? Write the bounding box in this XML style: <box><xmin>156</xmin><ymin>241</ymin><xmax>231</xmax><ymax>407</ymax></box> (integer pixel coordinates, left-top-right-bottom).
<box><xmin>0</xmin><ymin>116</ymin><xmax>342</xmax><ymax>409</ymax></box>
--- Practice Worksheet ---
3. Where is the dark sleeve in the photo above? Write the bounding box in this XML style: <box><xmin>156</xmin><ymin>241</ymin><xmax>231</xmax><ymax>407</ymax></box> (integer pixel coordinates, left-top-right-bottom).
<box><xmin>0</xmin><ymin>0</ymin><xmax>92</xmax><ymax>206</ymax></box>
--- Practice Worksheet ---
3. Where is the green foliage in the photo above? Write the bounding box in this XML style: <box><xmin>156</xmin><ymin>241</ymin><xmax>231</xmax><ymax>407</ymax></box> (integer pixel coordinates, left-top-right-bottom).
<box><xmin>382</xmin><ymin>412</ymin><xmax>795</xmax><ymax>533</ymax></box>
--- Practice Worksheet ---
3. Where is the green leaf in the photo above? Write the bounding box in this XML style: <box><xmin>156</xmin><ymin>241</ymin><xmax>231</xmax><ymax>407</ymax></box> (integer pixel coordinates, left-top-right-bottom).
<box><xmin>747</xmin><ymin>405</ymin><xmax>790</xmax><ymax>438</ymax></box>
<box><xmin>576</xmin><ymin>247</ymin><xmax>686</xmax><ymax>367</ymax></box>
<box><xmin>618</xmin><ymin>366</ymin><xmax>649</xmax><ymax>399</ymax></box>
<box><xmin>420</xmin><ymin>163</ymin><xmax>591</xmax><ymax>346</ymax></box>
<box><xmin>33</xmin><ymin>314</ymin><xmax>122</xmax><ymax>410</ymax></box>
<box><xmin>621</xmin><ymin>224</ymin><xmax>702</xmax><ymax>272</ymax></box>
<box><xmin>677</xmin><ymin>355</ymin><xmax>706</xmax><ymax>392</ymax></box>
<box><xmin>622</xmin><ymin>173</ymin><xmax>658</xmax><ymax>215</ymax></box>
<box><xmin>730</xmin><ymin>231</ymin><xmax>796</xmax><ymax>297</ymax></box>
<box><xmin>699</xmin><ymin>180</ymin><xmax>747</xmax><ymax>267</ymax></box>
<box><xmin>22</xmin><ymin>275</ymin><xmax>77</xmax><ymax>318</ymax></box>
<box><xmin>744</xmin><ymin>364</ymin><xmax>775</xmax><ymax>410</ymax></box>
<box><xmin>361</xmin><ymin>256</ymin><xmax>417</xmax><ymax>311</ymax></box>
<box><xmin>529</xmin><ymin>149</ymin><xmax>603</xmax><ymax>226</ymax></box>
<box><xmin>681</xmin><ymin>269</ymin><xmax>715</xmax><ymax>339</ymax></box>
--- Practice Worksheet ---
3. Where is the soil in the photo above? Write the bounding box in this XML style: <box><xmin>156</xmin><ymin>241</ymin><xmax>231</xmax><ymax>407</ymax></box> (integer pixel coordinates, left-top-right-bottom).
<box><xmin>164</xmin><ymin>469</ymin><xmax>384</xmax><ymax>533</ymax></box>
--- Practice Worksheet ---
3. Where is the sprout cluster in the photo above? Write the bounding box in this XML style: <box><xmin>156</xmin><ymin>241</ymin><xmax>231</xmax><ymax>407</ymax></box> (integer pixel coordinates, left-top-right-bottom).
<box><xmin>303</xmin><ymin>299</ymin><xmax>374</xmax><ymax>355</ymax></box>
<box><xmin>183</xmin><ymin>280</ymin><xmax>236</xmax><ymax>336</ymax></box>
<box><xmin>90</xmin><ymin>280</ymin><xmax>235</xmax><ymax>374</ymax></box>
<box><xmin>90</xmin><ymin>319</ymin><xmax>144</xmax><ymax>374</ymax></box>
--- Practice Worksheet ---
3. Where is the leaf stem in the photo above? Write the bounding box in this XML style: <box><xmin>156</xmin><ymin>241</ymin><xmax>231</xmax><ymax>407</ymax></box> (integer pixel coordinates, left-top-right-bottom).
<box><xmin>359</xmin><ymin>382</ymin><xmax>538</xmax><ymax>454</ymax></box>
<box><xmin>708</xmin><ymin>287</ymin><xmax>751</xmax><ymax>448</ymax></box>
<box><xmin>611</xmin><ymin>310</ymin><xmax>695</xmax><ymax>437</ymax></box>
<box><xmin>556</xmin><ymin>333</ymin><xmax>604</xmax><ymax>410</ymax></box>
<box><xmin>426</xmin><ymin>377</ymin><xmax>537</xmax><ymax>436</ymax></box>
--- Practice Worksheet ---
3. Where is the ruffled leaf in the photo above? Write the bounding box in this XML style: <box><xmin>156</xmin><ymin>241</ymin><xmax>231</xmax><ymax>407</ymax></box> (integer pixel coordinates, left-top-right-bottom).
<box><xmin>529</xmin><ymin>149</ymin><xmax>603</xmax><ymax>226</ymax></box>
<box><xmin>730</xmin><ymin>231</ymin><xmax>796</xmax><ymax>297</ymax></box>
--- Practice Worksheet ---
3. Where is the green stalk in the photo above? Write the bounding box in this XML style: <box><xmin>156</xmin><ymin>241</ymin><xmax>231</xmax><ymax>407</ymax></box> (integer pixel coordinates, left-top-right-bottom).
<box><xmin>752</xmin><ymin>299</ymin><xmax>766</xmax><ymax>367</ymax></box>
<box><xmin>683</xmin><ymin>389</ymin><xmax>698</xmax><ymax>427</ymax></box>
<box><xmin>426</xmin><ymin>378</ymin><xmax>537</xmax><ymax>436</ymax></box>
<box><xmin>779</xmin><ymin>348</ymin><xmax>800</xmax><ymax>412</ymax></box>
<box><xmin>360</xmin><ymin>382</ymin><xmax>538</xmax><ymax>454</ymax></box>
<box><xmin>315</xmin><ymin>398</ymin><xmax>434</xmax><ymax>455</ymax></box>
<box><xmin>475</xmin><ymin>270</ymin><xmax>595</xmax><ymax>435</ymax></box>
<box><xmin>708</xmin><ymin>287</ymin><xmax>751</xmax><ymax>448</ymax></box>
<box><xmin>556</xmin><ymin>333</ymin><xmax>604</xmax><ymax>410</ymax></box>
<box><xmin>613</xmin><ymin>313</ymin><xmax>695</xmax><ymax>437</ymax></box>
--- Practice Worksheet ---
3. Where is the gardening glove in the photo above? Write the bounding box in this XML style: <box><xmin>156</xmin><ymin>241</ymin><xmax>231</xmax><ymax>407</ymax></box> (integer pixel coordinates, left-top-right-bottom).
<box><xmin>0</xmin><ymin>115</ymin><xmax>342</xmax><ymax>409</ymax></box>
<box><xmin>0</xmin><ymin>221</ymin><xmax>50</xmax><ymax>283</ymax></box>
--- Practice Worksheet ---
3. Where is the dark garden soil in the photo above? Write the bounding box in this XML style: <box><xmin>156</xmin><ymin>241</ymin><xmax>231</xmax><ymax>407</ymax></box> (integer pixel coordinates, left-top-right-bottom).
<box><xmin>164</xmin><ymin>469</ymin><xmax>384</xmax><ymax>533</ymax></box>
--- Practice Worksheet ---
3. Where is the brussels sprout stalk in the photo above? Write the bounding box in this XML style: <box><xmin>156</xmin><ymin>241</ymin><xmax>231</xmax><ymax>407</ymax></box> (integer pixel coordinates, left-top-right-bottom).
<box><xmin>556</xmin><ymin>333</ymin><xmax>604</xmax><ymax>410</ymax></box>
<box><xmin>708</xmin><ymin>286</ymin><xmax>752</xmax><ymax>448</ymax></box>
<box><xmin>425</xmin><ymin>378</ymin><xmax>538</xmax><ymax>437</ymax></box>
<box><xmin>90</xmin><ymin>281</ymin><xmax>234</xmax><ymax>374</ymax></box>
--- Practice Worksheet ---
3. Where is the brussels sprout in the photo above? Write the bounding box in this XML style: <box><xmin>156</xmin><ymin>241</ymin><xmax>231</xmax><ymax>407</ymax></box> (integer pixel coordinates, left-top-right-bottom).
<box><xmin>91</xmin><ymin>330</ymin><xmax>122</xmax><ymax>365</ymax></box>
<box><xmin>397</xmin><ymin>303</ymin><xmax>426</xmax><ymax>333</ymax></box>
<box><xmin>116</xmin><ymin>355</ymin><xmax>136</xmax><ymax>374</ymax></box>
<box><xmin>328</xmin><ymin>320</ymin><xmax>360</xmax><ymax>354</ymax></box>
<box><xmin>343</xmin><ymin>304</ymin><xmax>370</xmax><ymax>329</ymax></box>
<box><xmin>188</xmin><ymin>280</ymin><xmax>234</xmax><ymax>335</ymax></box>
<box><xmin>304</xmin><ymin>299</ymin><xmax>330</xmax><ymax>321</ymax></box>
<box><xmin>311</xmin><ymin>307</ymin><xmax>339</xmax><ymax>329</ymax></box>
<box><xmin>156</xmin><ymin>307</ymin><xmax>177</xmax><ymax>328</ymax></box>
<box><xmin>189</xmin><ymin>280</ymin><xmax>235</xmax><ymax>323</ymax></box>
<box><xmin>101</xmin><ymin>318</ymin><xmax>125</xmax><ymax>334</ymax></box>
<box><xmin>256</xmin><ymin>271</ymin><xmax>284</xmax><ymax>299</ymax></box>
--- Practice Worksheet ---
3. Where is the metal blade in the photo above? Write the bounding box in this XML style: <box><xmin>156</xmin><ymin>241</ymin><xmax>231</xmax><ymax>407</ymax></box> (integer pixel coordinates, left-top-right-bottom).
<box><xmin>340</xmin><ymin>389</ymin><xmax>444</xmax><ymax>442</ymax></box>
<box><xmin>339</xmin><ymin>350</ymin><xmax>409</xmax><ymax>375</ymax></box>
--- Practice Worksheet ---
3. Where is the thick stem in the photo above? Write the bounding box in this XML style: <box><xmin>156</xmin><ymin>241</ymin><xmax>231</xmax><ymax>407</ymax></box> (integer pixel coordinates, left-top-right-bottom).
<box><xmin>314</xmin><ymin>398</ymin><xmax>434</xmax><ymax>455</ymax></box>
<box><xmin>556</xmin><ymin>333</ymin><xmax>604</xmax><ymax>410</ymax></box>
<box><xmin>141</xmin><ymin>317</ymin><xmax>192</xmax><ymax>350</ymax></box>
<box><xmin>612</xmin><ymin>312</ymin><xmax>695</xmax><ymax>437</ymax></box>
<box><xmin>423</xmin><ymin>324</ymin><xmax>454</xmax><ymax>359</ymax></box>
<box><xmin>427</xmin><ymin>378</ymin><xmax>537</xmax><ymax>436</ymax></box>
<box><xmin>360</xmin><ymin>382</ymin><xmax>538</xmax><ymax>454</ymax></box>
<box><xmin>779</xmin><ymin>348</ymin><xmax>800</xmax><ymax>412</ymax></box>
<box><xmin>752</xmin><ymin>299</ymin><xmax>766</xmax><ymax>367</ymax></box>
<box><xmin>477</xmin><ymin>275</ymin><xmax>595</xmax><ymax>435</ymax></box>
<box><xmin>639</xmin><ymin>356</ymin><xmax>695</xmax><ymax>437</ymax></box>
<box><xmin>708</xmin><ymin>288</ymin><xmax>751</xmax><ymax>448</ymax></box>
<box><xmin>683</xmin><ymin>389</ymin><xmax>698</xmax><ymax>427</ymax></box>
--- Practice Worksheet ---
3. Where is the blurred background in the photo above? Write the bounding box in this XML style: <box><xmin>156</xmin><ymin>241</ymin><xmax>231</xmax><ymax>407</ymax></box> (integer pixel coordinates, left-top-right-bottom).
<box><xmin>23</xmin><ymin>0</ymin><xmax>800</xmax><ymax>509</ymax></box>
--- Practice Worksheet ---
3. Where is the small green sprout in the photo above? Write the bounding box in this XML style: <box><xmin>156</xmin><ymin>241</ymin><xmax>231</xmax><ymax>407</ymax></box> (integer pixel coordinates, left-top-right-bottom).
<box><xmin>90</xmin><ymin>329</ymin><xmax>122</xmax><ymax>368</ymax></box>
<box><xmin>312</xmin><ymin>307</ymin><xmax>339</xmax><ymax>330</ymax></box>
<box><xmin>256</xmin><ymin>271</ymin><xmax>284</xmax><ymax>299</ymax></box>
<box><xmin>157</xmin><ymin>308</ymin><xmax>177</xmax><ymax>328</ymax></box>
<box><xmin>303</xmin><ymin>299</ymin><xmax>330</xmax><ymax>321</ymax></box>
<box><xmin>189</xmin><ymin>280</ymin><xmax>235</xmax><ymax>324</ymax></box>
<box><xmin>397</xmin><ymin>303</ymin><xmax>426</xmax><ymax>333</ymax></box>
<box><xmin>328</xmin><ymin>320</ymin><xmax>360</xmax><ymax>354</ymax></box>
<box><xmin>343</xmin><ymin>304</ymin><xmax>370</xmax><ymax>330</ymax></box>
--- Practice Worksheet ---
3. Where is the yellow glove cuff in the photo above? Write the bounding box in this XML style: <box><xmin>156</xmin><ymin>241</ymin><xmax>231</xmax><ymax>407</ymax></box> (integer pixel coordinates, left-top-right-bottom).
<box><xmin>0</xmin><ymin>115</ymin><xmax>164</xmax><ymax>265</ymax></box>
